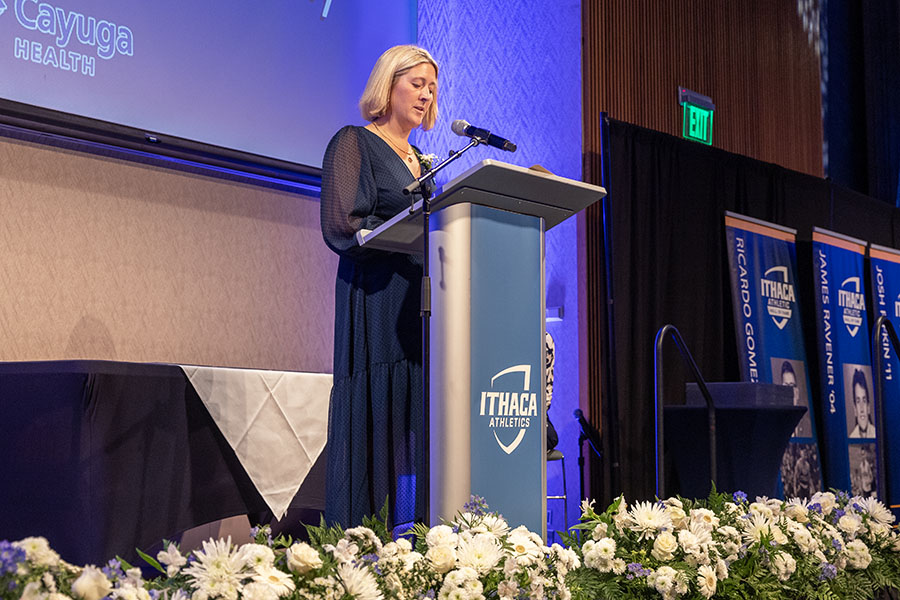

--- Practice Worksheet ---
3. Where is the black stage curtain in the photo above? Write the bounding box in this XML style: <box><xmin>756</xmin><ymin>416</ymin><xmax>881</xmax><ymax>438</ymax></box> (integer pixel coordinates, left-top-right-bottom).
<box><xmin>593</xmin><ymin>118</ymin><xmax>900</xmax><ymax>503</ymax></box>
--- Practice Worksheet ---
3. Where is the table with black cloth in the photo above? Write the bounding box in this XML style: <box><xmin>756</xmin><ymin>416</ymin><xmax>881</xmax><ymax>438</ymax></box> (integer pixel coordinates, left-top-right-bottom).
<box><xmin>664</xmin><ymin>405</ymin><xmax>806</xmax><ymax>499</ymax></box>
<box><xmin>0</xmin><ymin>361</ymin><xmax>329</xmax><ymax>565</ymax></box>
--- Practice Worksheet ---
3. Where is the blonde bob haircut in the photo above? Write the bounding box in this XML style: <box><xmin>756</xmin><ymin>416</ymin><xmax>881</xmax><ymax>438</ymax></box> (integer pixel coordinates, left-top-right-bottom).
<box><xmin>359</xmin><ymin>45</ymin><xmax>439</xmax><ymax>131</ymax></box>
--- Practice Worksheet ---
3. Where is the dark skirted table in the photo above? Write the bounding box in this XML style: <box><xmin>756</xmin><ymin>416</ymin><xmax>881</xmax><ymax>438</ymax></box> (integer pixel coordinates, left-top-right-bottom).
<box><xmin>664</xmin><ymin>405</ymin><xmax>806</xmax><ymax>498</ymax></box>
<box><xmin>0</xmin><ymin>360</ymin><xmax>328</xmax><ymax>565</ymax></box>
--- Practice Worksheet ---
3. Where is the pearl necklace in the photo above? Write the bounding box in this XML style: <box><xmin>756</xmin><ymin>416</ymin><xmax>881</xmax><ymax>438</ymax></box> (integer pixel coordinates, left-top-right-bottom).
<box><xmin>373</xmin><ymin>122</ymin><xmax>415</xmax><ymax>163</ymax></box>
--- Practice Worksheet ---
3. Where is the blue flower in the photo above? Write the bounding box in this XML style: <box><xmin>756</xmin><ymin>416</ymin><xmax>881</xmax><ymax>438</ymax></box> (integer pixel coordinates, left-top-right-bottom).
<box><xmin>0</xmin><ymin>540</ymin><xmax>26</xmax><ymax>576</ymax></box>
<box><xmin>808</xmin><ymin>503</ymin><xmax>822</xmax><ymax>514</ymax></box>
<box><xmin>463</xmin><ymin>495</ymin><xmax>489</xmax><ymax>516</ymax></box>
<box><xmin>820</xmin><ymin>563</ymin><xmax>838</xmax><ymax>580</ymax></box>
<box><xmin>733</xmin><ymin>491</ymin><xmax>748</xmax><ymax>503</ymax></box>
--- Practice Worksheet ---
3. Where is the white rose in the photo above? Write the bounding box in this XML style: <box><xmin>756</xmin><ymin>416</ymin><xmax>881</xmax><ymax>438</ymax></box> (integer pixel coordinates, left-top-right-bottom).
<box><xmin>72</xmin><ymin>566</ymin><xmax>112</xmax><ymax>600</ymax></box>
<box><xmin>426</xmin><ymin>544</ymin><xmax>457</xmax><ymax>574</ymax></box>
<box><xmin>651</xmin><ymin>531</ymin><xmax>678</xmax><ymax>562</ymax></box>
<box><xmin>286</xmin><ymin>542</ymin><xmax>323</xmax><ymax>574</ymax></box>
<box><xmin>812</xmin><ymin>492</ymin><xmax>836</xmax><ymax>515</ymax></box>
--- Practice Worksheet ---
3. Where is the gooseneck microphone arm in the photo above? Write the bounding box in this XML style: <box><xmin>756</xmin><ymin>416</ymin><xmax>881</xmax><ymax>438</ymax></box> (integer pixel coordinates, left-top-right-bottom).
<box><xmin>401</xmin><ymin>135</ymin><xmax>483</xmax><ymax>526</ymax></box>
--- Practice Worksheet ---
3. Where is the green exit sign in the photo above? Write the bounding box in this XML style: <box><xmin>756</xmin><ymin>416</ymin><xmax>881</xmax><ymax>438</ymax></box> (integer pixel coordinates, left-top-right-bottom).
<box><xmin>682</xmin><ymin>102</ymin><xmax>713</xmax><ymax>145</ymax></box>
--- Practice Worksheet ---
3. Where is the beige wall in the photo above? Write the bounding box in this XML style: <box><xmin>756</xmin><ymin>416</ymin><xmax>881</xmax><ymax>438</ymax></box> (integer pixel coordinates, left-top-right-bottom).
<box><xmin>0</xmin><ymin>133</ymin><xmax>336</xmax><ymax>373</ymax></box>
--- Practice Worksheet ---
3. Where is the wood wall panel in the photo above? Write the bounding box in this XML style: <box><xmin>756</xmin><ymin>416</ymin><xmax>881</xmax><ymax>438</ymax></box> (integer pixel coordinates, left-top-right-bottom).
<box><xmin>584</xmin><ymin>0</ymin><xmax>824</xmax><ymax>179</ymax></box>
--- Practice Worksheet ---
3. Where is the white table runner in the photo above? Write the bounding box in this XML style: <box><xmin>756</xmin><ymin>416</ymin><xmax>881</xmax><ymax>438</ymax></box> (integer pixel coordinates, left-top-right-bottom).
<box><xmin>181</xmin><ymin>365</ymin><xmax>332</xmax><ymax>520</ymax></box>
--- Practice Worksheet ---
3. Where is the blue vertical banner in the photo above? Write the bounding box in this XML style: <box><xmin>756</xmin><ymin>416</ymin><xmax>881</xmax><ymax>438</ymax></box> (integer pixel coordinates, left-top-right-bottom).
<box><xmin>811</xmin><ymin>228</ymin><xmax>876</xmax><ymax>496</ymax></box>
<box><xmin>868</xmin><ymin>244</ymin><xmax>900</xmax><ymax>513</ymax></box>
<box><xmin>725</xmin><ymin>212</ymin><xmax>822</xmax><ymax>497</ymax></box>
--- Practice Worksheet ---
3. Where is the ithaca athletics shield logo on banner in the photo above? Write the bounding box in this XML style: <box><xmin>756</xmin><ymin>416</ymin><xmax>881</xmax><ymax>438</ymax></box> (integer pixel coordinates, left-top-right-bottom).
<box><xmin>839</xmin><ymin>276</ymin><xmax>865</xmax><ymax>337</ymax></box>
<box><xmin>761</xmin><ymin>265</ymin><xmax>796</xmax><ymax>329</ymax></box>
<box><xmin>478</xmin><ymin>364</ymin><xmax>539</xmax><ymax>454</ymax></box>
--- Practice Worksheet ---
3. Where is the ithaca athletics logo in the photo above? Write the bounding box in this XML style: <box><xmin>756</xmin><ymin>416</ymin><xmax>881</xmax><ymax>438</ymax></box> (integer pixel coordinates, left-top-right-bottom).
<box><xmin>760</xmin><ymin>266</ymin><xmax>796</xmax><ymax>329</ymax></box>
<box><xmin>838</xmin><ymin>276</ymin><xmax>866</xmax><ymax>337</ymax></box>
<box><xmin>478</xmin><ymin>364</ymin><xmax>538</xmax><ymax>455</ymax></box>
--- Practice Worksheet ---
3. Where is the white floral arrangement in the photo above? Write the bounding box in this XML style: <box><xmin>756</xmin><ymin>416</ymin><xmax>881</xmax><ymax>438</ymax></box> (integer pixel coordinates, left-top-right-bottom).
<box><xmin>2</xmin><ymin>491</ymin><xmax>900</xmax><ymax>600</ymax></box>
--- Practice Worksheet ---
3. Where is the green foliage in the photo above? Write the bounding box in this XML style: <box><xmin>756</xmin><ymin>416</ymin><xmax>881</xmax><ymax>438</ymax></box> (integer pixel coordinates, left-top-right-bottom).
<box><xmin>136</xmin><ymin>547</ymin><xmax>166</xmax><ymax>575</ymax></box>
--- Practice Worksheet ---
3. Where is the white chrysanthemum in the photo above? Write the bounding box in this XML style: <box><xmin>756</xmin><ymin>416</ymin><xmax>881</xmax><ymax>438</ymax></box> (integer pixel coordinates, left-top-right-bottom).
<box><xmin>457</xmin><ymin>533</ymin><xmax>502</xmax><ymax>575</ymax></box>
<box><xmin>595</xmin><ymin>537</ymin><xmax>616</xmax><ymax>560</ymax></box>
<box><xmin>742</xmin><ymin>513</ymin><xmax>777</xmax><ymax>544</ymax></box>
<box><xmin>857</xmin><ymin>497</ymin><xmax>896</xmax><ymax>525</ymax></box>
<box><xmin>838</xmin><ymin>514</ymin><xmax>862</xmax><ymax>537</ymax></box>
<box><xmin>652</xmin><ymin>531</ymin><xmax>678</xmax><ymax>562</ymax></box>
<box><xmin>183</xmin><ymin>537</ymin><xmax>247</xmax><ymax>600</ymax></box>
<box><xmin>71</xmin><ymin>566</ymin><xmax>112</xmax><ymax>600</ymax></box>
<box><xmin>14</xmin><ymin>537</ymin><xmax>61</xmax><ymax>567</ymax></box>
<box><xmin>611</xmin><ymin>558</ymin><xmax>627</xmax><ymax>575</ymax></box>
<box><xmin>771</xmin><ymin>552</ymin><xmax>796</xmax><ymax>581</ymax></box>
<box><xmin>697</xmin><ymin>564</ymin><xmax>717</xmax><ymax>599</ymax></box>
<box><xmin>252</xmin><ymin>565</ymin><xmax>295</xmax><ymax>597</ymax></box>
<box><xmin>648</xmin><ymin>565</ymin><xmax>684</xmax><ymax>599</ymax></box>
<box><xmin>157</xmin><ymin>544</ymin><xmax>188</xmax><ymax>578</ymax></box>
<box><xmin>787</xmin><ymin>521</ymin><xmax>818</xmax><ymax>552</ymax></box>
<box><xmin>337</xmin><ymin>563</ymin><xmax>382</xmax><ymax>600</ymax></box>
<box><xmin>478</xmin><ymin>514</ymin><xmax>510</xmax><ymax>538</ymax></box>
<box><xmin>463</xmin><ymin>577</ymin><xmax>484</xmax><ymax>597</ymax></box>
<box><xmin>582</xmin><ymin>539</ymin><xmax>615</xmax><ymax>573</ymax></box>
<box><xmin>286</xmin><ymin>542</ymin><xmax>322</xmax><ymax>575</ymax></box>
<box><xmin>845</xmin><ymin>539</ymin><xmax>873</xmax><ymax>569</ymax></box>
<box><xmin>240</xmin><ymin>544</ymin><xmax>275</xmax><ymax>571</ymax></box>
<box><xmin>426</xmin><ymin>544</ymin><xmax>457</xmax><ymax>574</ymax></box>
<box><xmin>549</xmin><ymin>544</ymin><xmax>580</xmax><ymax>573</ymax></box>
<box><xmin>426</xmin><ymin>525</ymin><xmax>459</xmax><ymax>549</ymax></box>
<box><xmin>628</xmin><ymin>501</ymin><xmax>672</xmax><ymax>540</ymax></box>
<box><xmin>395</xmin><ymin>538</ymin><xmax>413</xmax><ymax>554</ymax></box>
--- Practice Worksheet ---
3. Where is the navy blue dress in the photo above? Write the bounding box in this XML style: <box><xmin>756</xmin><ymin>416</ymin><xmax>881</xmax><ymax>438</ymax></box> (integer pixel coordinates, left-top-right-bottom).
<box><xmin>320</xmin><ymin>125</ymin><xmax>427</xmax><ymax>528</ymax></box>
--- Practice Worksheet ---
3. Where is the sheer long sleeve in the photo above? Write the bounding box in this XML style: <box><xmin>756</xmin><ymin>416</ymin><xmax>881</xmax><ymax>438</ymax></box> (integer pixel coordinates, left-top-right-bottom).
<box><xmin>320</xmin><ymin>126</ymin><xmax>384</xmax><ymax>259</ymax></box>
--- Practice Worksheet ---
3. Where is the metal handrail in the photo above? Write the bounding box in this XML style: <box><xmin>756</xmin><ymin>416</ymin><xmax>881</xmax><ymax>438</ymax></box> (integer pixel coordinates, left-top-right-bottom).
<box><xmin>871</xmin><ymin>315</ymin><xmax>899</xmax><ymax>501</ymax></box>
<box><xmin>654</xmin><ymin>324</ymin><xmax>717</xmax><ymax>499</ymax></box>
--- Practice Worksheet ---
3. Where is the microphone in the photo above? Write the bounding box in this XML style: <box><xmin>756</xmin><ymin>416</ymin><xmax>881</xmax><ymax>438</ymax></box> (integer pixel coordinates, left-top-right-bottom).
<box><xmin>573</xmin><ymin>408</ymin><xmax>603</xmax><ymax>458</ymax></box>
<box><xmin>451</xmin><ymin>119</ymin><xmax>517</xmax><ymax>152</ymax></box>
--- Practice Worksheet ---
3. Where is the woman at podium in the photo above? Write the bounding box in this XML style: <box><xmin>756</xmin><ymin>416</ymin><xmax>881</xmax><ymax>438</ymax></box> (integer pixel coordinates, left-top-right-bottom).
<box><xmin>319</xmin><ymin>45</ymin><xmax>438</xmax><ymax>528</ymax></box>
